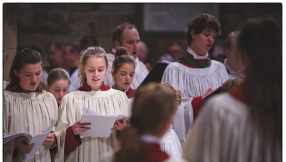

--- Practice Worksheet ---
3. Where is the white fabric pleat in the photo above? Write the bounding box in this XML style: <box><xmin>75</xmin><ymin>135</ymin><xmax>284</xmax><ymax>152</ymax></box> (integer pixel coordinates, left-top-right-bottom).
<box><xmin>172</xmin><ymin>97</ymin><xmax>193</xmax><ymax>146</ymax></box>
<box><xmin>3</xmin><ymin>90</ymin><xmax>58</xmax><ymax>162</ymax></box>
<box><xmin>183</xmin><ymin>93</ymin><xmax>281</xmax><ymax>162</ymax></box>
<box><xmin>160</xmin><ymin>127</ymin><xmax>182</xmax><ymax>158</ymax></box>
<box><xmin>54</xmin><ymin>89</ymin><xmax>130</xmax><ymax>162</ymax></box>
<box><xmin>161</xmin><ymin>61</ymin><xmax>228</xmax><ymax>150</ymax></box>
<box><xmin>161</xmin><ymin>61</ymin><xmax>229</xmax><ymax>98</ymax></box>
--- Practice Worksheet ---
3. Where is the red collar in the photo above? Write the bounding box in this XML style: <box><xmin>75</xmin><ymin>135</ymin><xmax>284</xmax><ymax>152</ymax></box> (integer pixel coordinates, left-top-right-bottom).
<box><xmin>5</xmin><ymin>85</ymin><xmax>36</xmax><ymax>92</ymax></box>
<box><xmin>77</xmin><ymin>82</ymin><xmax>110</xmax><ymax>91</ymax></box>
<box><xmin>229</xmin><ymin>84</ymin><xmax>247</xmax><ymax>104</ymax></box>
<box><xmin>126</xmin><ymin>87</ymin><xmax>136</xmax><ymax>99</ymax></box>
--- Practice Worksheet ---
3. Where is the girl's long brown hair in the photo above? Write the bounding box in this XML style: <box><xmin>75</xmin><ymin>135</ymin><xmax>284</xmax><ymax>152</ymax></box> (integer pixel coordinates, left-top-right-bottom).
<box><xmin>113</xmin><ymin>83</ymin><xmax>176</xmax><ymax>162</ymax></box>
<box><xmin>237</xmin><ymin>17</ymin><xmax>282</xmax><ymax>146</ymax></box>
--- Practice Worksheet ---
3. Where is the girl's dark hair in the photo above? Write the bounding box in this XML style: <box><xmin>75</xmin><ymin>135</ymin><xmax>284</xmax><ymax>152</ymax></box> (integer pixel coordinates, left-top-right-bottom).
<box><xmin>112</xmin><ymin>47</ymin><xmax>135</xmax><ymax>73</ymax></box>
<box><xmin>7</xmin><ymin>48</ymin><xmax>46</xmax><ymax>93</ymax></box>
<box><xmin>185</xmin><ymin>13</ymin><xmax>221</xmax><ymax>45</ymax></box>
<box><xmin>113</xmin><ymin>83</ymin><xmax>176</xmax><ymax>162</ymax></box>
<box><xmin>112</xmin><ymin>22</ymin><xmax>137</xmax><ymax>46</ymax></box>
<box><xmin>237</xmin><ymin>16</ymin><xmax>282</xmax><ymax>146</ymax></box>
<box><xmin>47</xmin><ymin>68</ymin><xmax>71</xmax><ymax>86</ymax></box>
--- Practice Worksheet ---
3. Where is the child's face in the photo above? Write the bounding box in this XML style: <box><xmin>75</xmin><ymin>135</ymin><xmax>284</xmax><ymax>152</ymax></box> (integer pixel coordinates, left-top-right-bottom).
<box><xmin>113</xmin><ymin>63</ymin><xmax>135</xmax><ymax>91</ymax></box>
<box><xmin>47</xmin><ymin>79</ymin><xmax>70</xmax><ymax>104</ymax></box>
<box><xmin>15</xmin><ymin>62</ymin><xmax>42</xmax><ymax>91</ymax></box>
<box><xmin>84</xmin><ymin>56</ymin><xmax>107</xmax><ymax>90</ymax></box>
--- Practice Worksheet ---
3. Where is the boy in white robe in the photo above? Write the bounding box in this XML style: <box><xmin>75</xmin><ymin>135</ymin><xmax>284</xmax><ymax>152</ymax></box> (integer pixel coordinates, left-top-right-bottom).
<box><xmin>161</xmin><ymin>14</ymin><xmax>229</xmax><ymax>145</ymax></box>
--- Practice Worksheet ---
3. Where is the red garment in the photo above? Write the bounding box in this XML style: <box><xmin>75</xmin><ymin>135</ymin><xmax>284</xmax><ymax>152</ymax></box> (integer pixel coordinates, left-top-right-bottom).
<box><xmin>126</xmin><ymin>87</ymin><xmax>136</xmax><ymax>99</ymax></box>
<box><xmin>229</xmin><ymin>84</ymin><xmax>246</xmax><ymax>103</ymax></box>
<box><xmin>77</xmin><ymin>82</ymin><xmax>110</xmax><ymax>91</ymax></box>
<box><xmin>65</xmin><ymin>82</ymin><xmax>110</xmax><ymax>152</ymax></box>
<box><xmin>191</xmin><ymin>96</ymin><xmax>204</xmax><ymax>119</ymax></box>
<box><xmin>141</xmin><ymin>142</ymin><xmax>169</xmax><ymax>162</ymax></box>
<box><xmin>64</xmin><ymin>126</ymin><xmax>82</xmax><ymax>152</ymax></box>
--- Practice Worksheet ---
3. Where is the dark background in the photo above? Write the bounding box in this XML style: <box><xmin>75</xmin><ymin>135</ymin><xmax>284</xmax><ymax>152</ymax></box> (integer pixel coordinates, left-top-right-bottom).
<box><xmin>3</xmin><ymin>3</ymin><xmax>282</xmax><ymax>81</ymax></box>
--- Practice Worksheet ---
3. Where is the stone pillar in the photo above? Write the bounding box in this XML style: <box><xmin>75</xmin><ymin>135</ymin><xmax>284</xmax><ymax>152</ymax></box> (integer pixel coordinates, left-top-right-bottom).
<box><xmin>3</xmin><ymin>3</ymin><xmax>17</xmax><ymax>81</ymax></box>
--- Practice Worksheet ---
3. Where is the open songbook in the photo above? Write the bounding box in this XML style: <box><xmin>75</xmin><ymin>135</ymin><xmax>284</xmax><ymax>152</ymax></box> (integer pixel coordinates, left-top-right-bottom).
<box><xmin>80</xmin><ymin>107</ymin><xmax>129</xmax><ymax>137</ymax></box>
<box><xmin>3</xmin><ymin>120</ymin><xmax>57</xmax><ymax>162</ymax></box>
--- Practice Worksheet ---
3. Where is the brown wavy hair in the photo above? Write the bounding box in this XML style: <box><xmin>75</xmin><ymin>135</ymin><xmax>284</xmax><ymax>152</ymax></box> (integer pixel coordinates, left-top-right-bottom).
<box><xmin>112</xmin><ymin>47</ymin><xmax>135</xmax><ymax>73</ymax></box>
<box><xmin>6</xmin><ymin>48</ymin><xmax>46</xmax><ymax>93</ymax></box>
<box><xmin>185</xmin><ymin>13</ymin><xmax>221</xmax><ymax>45</ymax></box>
<box><xmin>237</xmin><ymin>16</ymin><xmax>282</xmax><ymax>145</ymax></box>
<box><xmin>113</xmin><ymin>83</ymin><xmax>176</xmax><ymax>162</ymax></box>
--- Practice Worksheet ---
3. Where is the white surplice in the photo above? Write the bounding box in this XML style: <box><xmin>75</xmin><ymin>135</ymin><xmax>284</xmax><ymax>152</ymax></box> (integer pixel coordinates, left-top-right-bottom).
<box><xmin>160</xmin><ymin>125</ymin><xmax>182</xmax><ymax>158</ymax></box>
<box><xmin>3</xmin><ymin>90</ymin><xmax>58</xmax><ymax>162</ymax></box>
<box><xmin>54</xmin><ymin>89</ymin><xmax>130</xmax><ymax>162</ymax></box>
<box><xmin>161</xmin><ymin>51</ymin><xmax>229</xmax><ymax>150</ymax></box>
<box><xmin>183</xmin><ymin>93</ymin><xmax>282</xmax><ymax>162</ymax></box>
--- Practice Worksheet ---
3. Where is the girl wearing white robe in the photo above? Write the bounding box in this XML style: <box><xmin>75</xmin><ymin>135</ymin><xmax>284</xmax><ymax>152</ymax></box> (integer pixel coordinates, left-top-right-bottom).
<box><xmin>3</xmin><ymin>48</ymin><xmax>58</xmax><ymax>162</ymax></box>
<box><xmin>53</xmin><ymin>46</ymin><xmax>130</xmax><ymax>162</ymax></box>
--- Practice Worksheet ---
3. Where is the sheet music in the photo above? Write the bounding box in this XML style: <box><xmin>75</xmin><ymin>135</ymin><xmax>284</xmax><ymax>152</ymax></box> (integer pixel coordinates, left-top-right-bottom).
<box><xmin>80</xmin><ymin>108</ymin><xmax>129</xmax><ymax>137</ymax></box>
<box><xmin>21</xmin><ymin>120</ymin><xmax>56</xmax><ymax>162</ymax></box>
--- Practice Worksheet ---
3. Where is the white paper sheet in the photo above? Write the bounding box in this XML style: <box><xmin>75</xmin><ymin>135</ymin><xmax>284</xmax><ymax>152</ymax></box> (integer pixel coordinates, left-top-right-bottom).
<box><xmin>80</xmin><ymin>108</ymin><xmax>129</xmax><ymax>137</ymax></box>
<box><xmin>3</xmin><ymin>120</ymin><xmax>57</xmax><ymax>162</ymax></box>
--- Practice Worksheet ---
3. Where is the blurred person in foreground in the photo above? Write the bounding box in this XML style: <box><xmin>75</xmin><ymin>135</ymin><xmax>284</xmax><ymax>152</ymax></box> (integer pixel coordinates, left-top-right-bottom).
<box><xmin>183</xmin><ymin>16</ymin><xmax>282</xmax><ymax>162</ymax></box>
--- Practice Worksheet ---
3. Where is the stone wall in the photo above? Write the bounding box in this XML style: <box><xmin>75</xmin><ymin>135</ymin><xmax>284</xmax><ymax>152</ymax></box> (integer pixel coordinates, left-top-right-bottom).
<box><xmin>3</xmin><ymin>3</ymin><xmax>281</xmax><ymax>81</ymax></box>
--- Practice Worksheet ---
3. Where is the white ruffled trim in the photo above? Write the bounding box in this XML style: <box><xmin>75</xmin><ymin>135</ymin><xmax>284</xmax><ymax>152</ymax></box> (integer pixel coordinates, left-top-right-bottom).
<box><xmin>141</xmin><ymin>134</ymin><xmax>161</xmax><ymax>144</ymax></box>
<box><xmin>187</xmin><ymin>47</ymin><xmax>208</xmax><ymax>59</ymax></box>
<box><xmin>161</xmin><ymin>61</ymin><xmax>229</xmax><ymax>97</ymax></box>
<box><xmin>160</xmin><ymin>128</ymin><xmax>182</xmax><ymax>158</ymax></box>
<box><xmin>224</xmin><ymin>59</ymin><xmax>245</xmax><ymax>79</ymax></box>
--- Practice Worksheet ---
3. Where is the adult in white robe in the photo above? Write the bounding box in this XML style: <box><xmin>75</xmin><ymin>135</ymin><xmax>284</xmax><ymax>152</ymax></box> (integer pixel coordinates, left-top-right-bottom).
<box><xmin>3</xmin><ymin>90</ymin><xmax>58</xmax><ymax>162</ymax></box>
<box><xmin>54</xmin><ymin>88</ymin><xmax>130</xmax><ymax>162</ymax></box>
